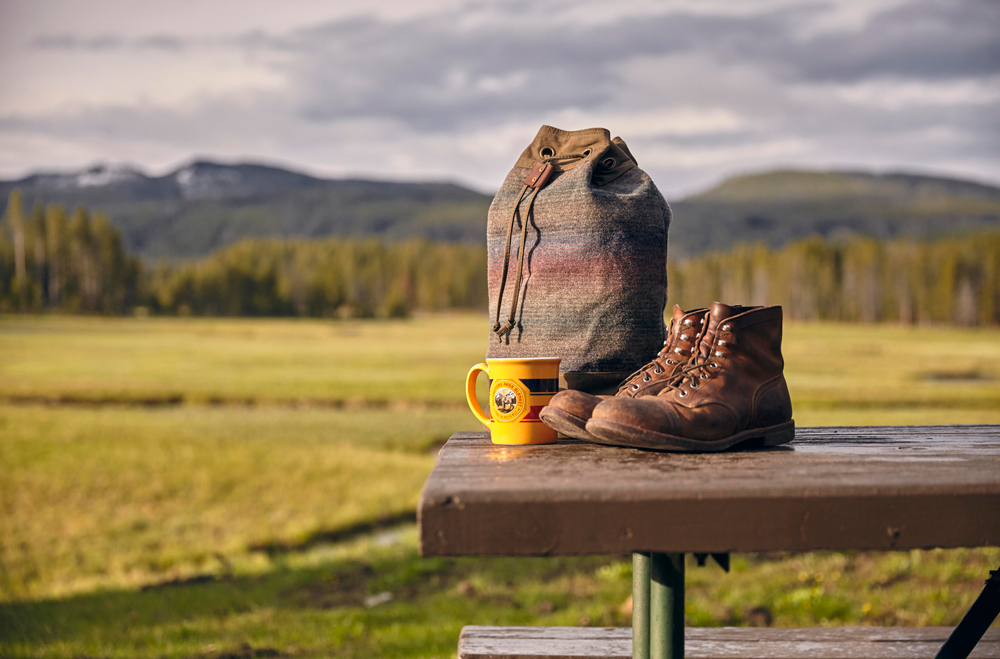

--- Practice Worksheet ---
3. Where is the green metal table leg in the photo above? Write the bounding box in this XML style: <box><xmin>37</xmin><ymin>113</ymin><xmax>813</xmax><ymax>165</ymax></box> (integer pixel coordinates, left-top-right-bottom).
<box><xmin>632</xmin><ymin>552</ymin><xmax>651</xmax><ymax>659</ymax></box>
<box><xmin>650</xmin><ymin>553</ymin><xmax>684</xmax><ymax>659</ymax></box>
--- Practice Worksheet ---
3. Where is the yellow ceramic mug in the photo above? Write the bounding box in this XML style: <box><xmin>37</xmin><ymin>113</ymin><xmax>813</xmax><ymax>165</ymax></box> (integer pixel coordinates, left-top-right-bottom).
<box><xmin>466</xmin><ymin>357</ymin><xmax>561</xmax><ymax>445</ymax></box>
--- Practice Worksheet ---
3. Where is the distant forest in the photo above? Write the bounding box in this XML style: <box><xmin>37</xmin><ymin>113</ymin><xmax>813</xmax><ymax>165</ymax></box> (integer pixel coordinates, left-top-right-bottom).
<box><xmin>2</xmin><ymin>191</ymin><xmax>999</xmax><ymax>325</ymax></box>
<box><xmin>667</xmin><ymin>234</ymin><xmax>1000</xmax><ymax>326</ymax></box>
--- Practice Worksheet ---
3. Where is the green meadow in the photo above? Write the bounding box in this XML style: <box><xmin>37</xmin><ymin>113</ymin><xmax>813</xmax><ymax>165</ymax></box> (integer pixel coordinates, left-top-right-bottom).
<box><xmin>1</xmin><ymin>313</ymin><xmax>999</xmax><ymax>658</ymax></box>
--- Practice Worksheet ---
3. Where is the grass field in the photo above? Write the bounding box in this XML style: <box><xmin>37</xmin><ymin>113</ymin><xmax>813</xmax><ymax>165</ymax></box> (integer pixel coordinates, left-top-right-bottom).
<box><xmin>1</xmin><ymin>313</ymin><xmax>999</xmax><ymax>658</ymax></box>
<box><xmin>4</xmin><ymin>313</ymin><xmax>1000</xmax><ymax>410</ymax></box>
<box><xmin>0</xmin><ymin>315</ymin><xmax>486</xmax><ymax>406</ymax></box>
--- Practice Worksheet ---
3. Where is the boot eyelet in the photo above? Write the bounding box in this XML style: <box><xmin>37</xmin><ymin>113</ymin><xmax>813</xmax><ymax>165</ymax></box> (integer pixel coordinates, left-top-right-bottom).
<box><xmin>653</xmin><ymin>367</ymin><xmax>662</xmax><ymax>374</ymax></box>
<box><xmin>631</xmin><ymin>384</ymin><xmax>640</xmax><ymax>391</ymax></box>
<box><xmin>679</xmin><ymin>390</ymin><xmax>688</xmax><ymax>397</ymax></box>
<box><xmin>718</xmin><ymin>339</ymin><xmax>726</xmax><ymax>346</ymax></box>
<box><xmin>666</xmin><ymin>359</ymin><xmax>675</xmax><ymax>365</ymax></box>
<box><xmin>710</xmin><ymin>362</ymin><xmax>719</xmax><ymax>368</ymax></box>
<box><xmin>700</xmin><ymin>373</ymin><xmax>709</xmax><ymax>379</ymax></box>
<box><xmin>674</xmin><ymin>347</ymin><xmax>683</xmax><ymax>354</ymax></box>
<box><xmin>643</xmin><ymin>374</ymin><xmax>651</xmax><ymax>382</ymax></box>
<box><xmin>683</xmin><ymin>319</ymin><xmax>692</xmax><ymax>326</ymax></box>
<box><xmin>722</xmin><ymin>324</ymin><xmax>731</xmax><ymax>331</ymax></box>
<box><xmin>680</xmin><ymin>334</ymin><xmax>688</xmax><ymax>341</ymax></box>
<box><xmin>690</xmin><ymin>382</ymin><xmax>698</xmax><ymax>389</ymax></box>
<box><xmin>715</xmin><ymin>350</ymin><xmax>724</xmax><ymax>357</ymax></box>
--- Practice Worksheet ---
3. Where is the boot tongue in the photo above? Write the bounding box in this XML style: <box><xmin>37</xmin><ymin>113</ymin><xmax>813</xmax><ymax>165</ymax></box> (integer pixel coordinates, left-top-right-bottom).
<box><xmin>655</xmin><ymin>305</ymin><xmax>687</xmax><ymax>357</ymax></box>
<box><xmin>669</xmin><ymin>305</ymin><xmax>685</xmax><ymax>332</ymax></box>
<box><xmin>698</xmin><ymin>302</ymin><xmax>736</xmax><ymax>360</ymax></box>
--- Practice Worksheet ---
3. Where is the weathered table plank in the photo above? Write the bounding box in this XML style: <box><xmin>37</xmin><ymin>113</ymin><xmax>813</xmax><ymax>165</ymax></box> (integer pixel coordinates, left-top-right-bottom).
<box><xmin>419</xmin><ymin>426</ymin><xmax>1000</xmax><ymax>556</ymax></box>
<box><xmin>458</xmin><ymin>626</ymin><xmax>1000</xmax><ymax>659</ymax></box>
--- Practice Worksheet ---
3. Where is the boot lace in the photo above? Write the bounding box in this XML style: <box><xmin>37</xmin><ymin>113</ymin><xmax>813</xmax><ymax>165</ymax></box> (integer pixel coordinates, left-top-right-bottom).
<box><xmin>660</xmin><ymin>315</ymin><xmax>727</xmax><ymax>397</ymax></box>
<box><xmin>620</xmin><ymin>312</ymin><xmax>706</xmax><ymax>392</ymax></box>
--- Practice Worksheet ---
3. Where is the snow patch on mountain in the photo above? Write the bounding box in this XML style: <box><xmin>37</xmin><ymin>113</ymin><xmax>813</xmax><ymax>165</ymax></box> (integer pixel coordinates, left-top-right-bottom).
<box><xmin>175</xmin><ymin>164</ymin><xmax>243</xmax><ymax>199</ymax></box>
<box><xmin>75</xmin><ymin>164</ymin><xmax>144</xmax><ymax>188</ymax></box>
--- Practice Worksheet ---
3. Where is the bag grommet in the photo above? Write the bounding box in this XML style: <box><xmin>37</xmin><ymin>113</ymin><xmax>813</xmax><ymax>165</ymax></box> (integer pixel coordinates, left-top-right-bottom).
<box><xmin>540</xmin><ymin>147</ymin><xmax>555</xmax><ymax>158</ymax></box>
<box><xmin>602</xmin><ymin>157</ymin><xmax>616</xmax><ymax>168</ymax></box>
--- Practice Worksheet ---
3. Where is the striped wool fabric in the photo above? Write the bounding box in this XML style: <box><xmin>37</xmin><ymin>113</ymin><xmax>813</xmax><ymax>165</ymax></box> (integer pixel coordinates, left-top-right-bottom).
<box><xmin>486</xmin><ymin>126</ymin><xmax>671</xmax><ymax>394</ymax></box>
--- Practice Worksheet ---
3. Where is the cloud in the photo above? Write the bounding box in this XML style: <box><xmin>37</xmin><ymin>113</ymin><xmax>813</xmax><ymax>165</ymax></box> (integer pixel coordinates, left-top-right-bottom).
<box><xmin>224</xmin><ymin>0</ymin><xmax>999</xmax><ymax>133</ymax></box>
<box><xmin>2</xmin><ymin>0</ymin><xmax>999</xmax><ymax>193</ymax></box>
<box><xmin>778</xmin><ymin>0</ymin><xmax>1000</xmax><ymax>81</ymax></box>
<box><xmin>31</xmin><ymin>33</ymin><xmax>125</xmax><ymax>51</ymax></box>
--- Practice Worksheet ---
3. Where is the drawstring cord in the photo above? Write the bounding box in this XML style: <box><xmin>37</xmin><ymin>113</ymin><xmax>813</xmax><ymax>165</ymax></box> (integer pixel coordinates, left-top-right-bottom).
<box><xmin>492</xmin><ymin>152</ymin><xmax>589</xmax><ymax>341</ymax></box>
<box><xmin>493</xmin><ymin>184</ymin><xmax>539</xmax><ymax>339</ymax></box>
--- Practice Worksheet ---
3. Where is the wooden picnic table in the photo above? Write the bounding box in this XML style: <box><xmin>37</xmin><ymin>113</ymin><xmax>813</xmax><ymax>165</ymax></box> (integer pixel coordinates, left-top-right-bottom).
<box><xmin>418</xmin><ymin>425</ymin><xmax>1000</xmax><ymax>659</ymax></box>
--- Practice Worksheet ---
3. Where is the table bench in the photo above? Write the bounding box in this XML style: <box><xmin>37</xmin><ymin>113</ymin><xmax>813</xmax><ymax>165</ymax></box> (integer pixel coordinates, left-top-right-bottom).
<box><xmin>458</xmin><ymin>626</ymin><xmax>1000</xmax><ymax>658</ymax></box>
<box><xmin>418</xmin><ymin>425</ymin><xmax>1000</xmax><ymax>659</ymax></box>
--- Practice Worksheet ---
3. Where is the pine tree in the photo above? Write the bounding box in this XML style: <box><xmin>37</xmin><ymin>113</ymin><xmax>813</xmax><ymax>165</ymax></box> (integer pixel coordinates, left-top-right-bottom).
<box><xmin>6</xmin><ymin>190</ymin><xmax>27</xmax><ymax>306</ymax></box>
<box><xmin>45</xmin><ymin>205</ymin><xmax>68</xmax><ymax>307</ymax></box>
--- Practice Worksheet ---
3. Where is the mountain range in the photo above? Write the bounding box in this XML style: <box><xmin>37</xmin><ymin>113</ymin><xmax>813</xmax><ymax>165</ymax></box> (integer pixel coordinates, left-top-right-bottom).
<box><xmin>2</xmin><ymin>161</ymin><xmax>999</xmax><ymax>259</ymax></box>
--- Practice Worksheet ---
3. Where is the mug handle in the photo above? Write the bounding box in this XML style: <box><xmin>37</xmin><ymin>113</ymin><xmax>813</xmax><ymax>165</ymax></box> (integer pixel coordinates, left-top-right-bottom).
<box><xmin>466</xmin><ymin>362</ymin><xmax>491</xmax><ymax>426</ymax></box>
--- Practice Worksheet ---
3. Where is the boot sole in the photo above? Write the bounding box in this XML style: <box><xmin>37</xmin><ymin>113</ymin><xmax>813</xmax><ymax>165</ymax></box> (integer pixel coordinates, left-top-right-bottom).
<box><xmin>539</xmin><ymin>407</ymin><xmax>597</xmax><ymax>442</ymax></box>
<box><xmin>585</xmin><ymin>419</ymin><xmax>795</xmax><ymax>453</ymax></box>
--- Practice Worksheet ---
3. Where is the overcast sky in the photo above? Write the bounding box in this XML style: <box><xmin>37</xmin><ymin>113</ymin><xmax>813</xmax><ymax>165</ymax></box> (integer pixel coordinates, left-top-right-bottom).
<box><xmin>0</xmin><ymin>0</ymin><xmax>997</xmax><ymax>195</ymax></box>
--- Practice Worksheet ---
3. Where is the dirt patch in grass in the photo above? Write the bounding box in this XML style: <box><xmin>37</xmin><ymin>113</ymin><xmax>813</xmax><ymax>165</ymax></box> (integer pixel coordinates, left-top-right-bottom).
<box><xmin>250</xmin><ymin>515</ymin><xmax>418</xmax><ymax>557</ymax></box>
<box><xmin>184</xmin><ymin>644</ymin><xmax>287</xmax><ymax>659</ymax></box>
<box><xmin>279</xmin><ymin>563</ymin><xmax>376</xmax><ymax>609</ymax></box>
<box><xmin>922</xmin><ymin>369</ymin><xmax>995</xmax><ymax>383</ymax></box>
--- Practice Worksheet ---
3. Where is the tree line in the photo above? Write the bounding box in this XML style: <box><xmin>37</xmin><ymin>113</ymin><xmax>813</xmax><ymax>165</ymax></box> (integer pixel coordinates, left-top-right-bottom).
<box><xmin>2</xmin><ymin>190</ymin><xmax>999</xmax><ymax>325</ymax></box>
<box><xmin>0</xmin><ymin>191</ymin><xmax>142</xmax><ymax>313</ymax></box>
<box><xmin>0</xmin><ymin>191</ymin><xmax>486</xmax><ymax>317</ymax></box>
<box><xmin>145</xmin><ymin>236</ymin><xmax>487</xmax><ymax>317</ymax></box>
<box><xmin>668</xmin><ymin>233</ymin><xmax>1000</xmax><ymax>326</ymax></box>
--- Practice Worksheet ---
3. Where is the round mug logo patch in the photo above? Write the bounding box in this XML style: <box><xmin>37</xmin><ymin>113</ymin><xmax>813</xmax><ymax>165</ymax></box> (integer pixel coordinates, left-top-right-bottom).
<box><xmin>490</xmin><ymin>379</ymin><xmax>526</xmax><ymax>422</ymax></box>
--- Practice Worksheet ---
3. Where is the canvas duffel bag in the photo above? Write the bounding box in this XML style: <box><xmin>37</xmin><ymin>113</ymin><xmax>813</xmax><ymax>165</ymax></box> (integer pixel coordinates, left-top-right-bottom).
<box><xmin>487</xmin><ymin>125</ymin><xmax>671</xmax><ymax>394</ymax></box>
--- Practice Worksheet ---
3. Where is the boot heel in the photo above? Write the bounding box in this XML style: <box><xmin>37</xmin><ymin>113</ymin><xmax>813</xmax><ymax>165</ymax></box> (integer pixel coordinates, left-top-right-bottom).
<box><xmin>762</xmin><ymin>421</ymin><xmax>796</xmax><ymax>447</ymax></box>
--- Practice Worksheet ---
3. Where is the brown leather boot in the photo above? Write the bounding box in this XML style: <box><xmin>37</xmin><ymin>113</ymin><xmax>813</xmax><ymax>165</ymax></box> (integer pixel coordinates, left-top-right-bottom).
<box><xmin>539</xmin><ymin>305</ymin><xmax>707</xmax><ymax>440</ymax></box>
<box><xmin>586</xmin><ymin>302</ymin><xmax>794</xmax><ymax>452</ymax></box>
